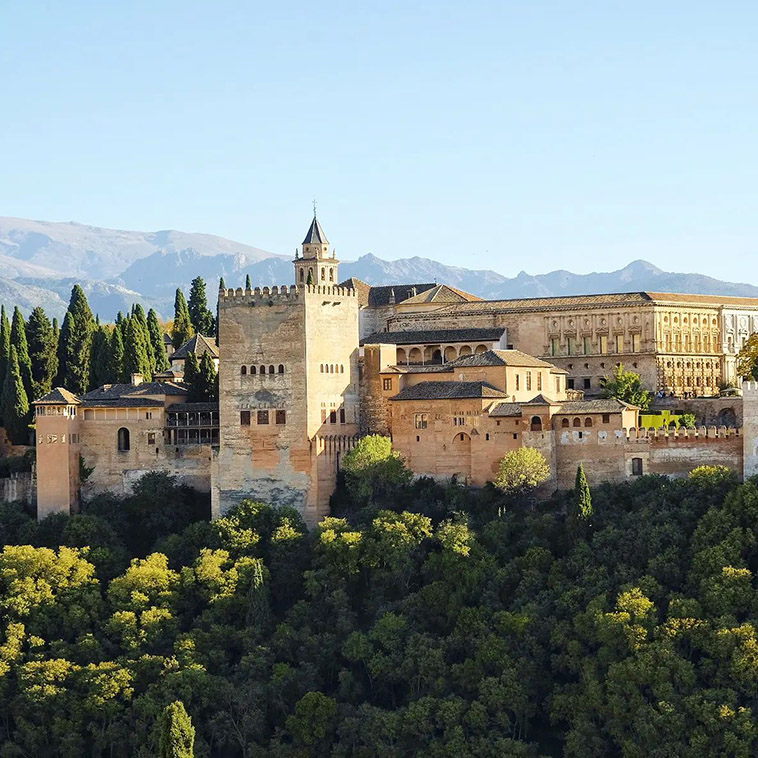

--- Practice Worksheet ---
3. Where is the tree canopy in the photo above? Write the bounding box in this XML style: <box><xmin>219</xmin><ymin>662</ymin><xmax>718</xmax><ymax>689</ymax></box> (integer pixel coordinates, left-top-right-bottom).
<box><xmin>599</xmin><ymin>363</ymin><xmax>653</xmax><ymax>409</ymax></box>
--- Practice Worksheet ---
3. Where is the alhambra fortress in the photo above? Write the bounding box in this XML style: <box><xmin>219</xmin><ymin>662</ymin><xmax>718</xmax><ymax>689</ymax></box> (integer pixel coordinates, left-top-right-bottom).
<box><xmin>32</xmin><ymin>216</ymin><xmax>758</xmax><ymax>523</ymax></box>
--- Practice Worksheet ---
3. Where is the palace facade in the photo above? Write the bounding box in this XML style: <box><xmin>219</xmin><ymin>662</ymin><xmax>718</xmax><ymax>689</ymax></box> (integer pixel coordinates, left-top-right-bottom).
<box><xmin>32</xmin><ymin>216</ymin><xmax>758</xmax><ymax>524</ymax></box>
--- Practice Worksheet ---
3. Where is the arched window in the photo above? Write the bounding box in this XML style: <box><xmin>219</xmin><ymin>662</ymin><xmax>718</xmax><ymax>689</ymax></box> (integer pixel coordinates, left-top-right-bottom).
<box><xmin>329</xmin><ymin>269</ymin><xmax>334</xmax><ymax>281</ymax></box>
<box><xmin>330</xmin><ymin>364</ymin><xmax>334</xmax><ymax>373</ymax></box>
<box><xmin>632</xmin><ymin>457</ymin><xmax>643</xmax><ymax>476</ymax></box>
<box><xmin>251</xmin><ymin>366</ymin><xmax>256</xmax><ymax>375</ymax></box>
<box><xmin>573</xmin><ymin>418</ymin><xmax>581</xmax><ymax>427</ymax></box>
<box><xmin>561</xmin><ymin>418</ymin><xmax>569</xmax><ymax>428</ymax></box>
<box><xmin>268</xmin><ymin>365</ymin><xmax>275</xmax><ymax>374</ymax></box>
<box><xmin>241</xmin><ymin>365</ymin><xmax>247</xmax><ymax>375</ymax></box>
<box><xmin>278</xmin><ymin>364</ymin><xmax>285</xmax><ymax>374</ymax></box>
<box><xmin>340</xmin><ymin>364</ymin><xmax>344</xmax><ymax>373</ymax></box>
<box><xmin>530</xmin><ymin>416</ymin><xmax>542</xmax><ymax>432</ymax></box>
<box><xmin>320</xmin><ymin>364</ymin><xmax>324</xmax><ymax>373</ymax></box>
<box><xmin>260</xmin><ymin>366</ymin><xmax>266</xmax><ymax>375</ymax></box>
<box><xmin>584</xmin><ymin>418</ymin><xmax>593</xmax><ymax>427</ymax></box>
<box><xmin>299</xmin><ymin>269</ymin><xmax>304</xmax><ymax>282</ymax></box>
<box><xmin>117</xmin><ymin>427</ymin><xmax>130</xmax><ymax>452</ymax></box>
<box><xmin>321</xmin><ymin>268</ymin><xmax>326</xmax><ymax>280</ymax></box>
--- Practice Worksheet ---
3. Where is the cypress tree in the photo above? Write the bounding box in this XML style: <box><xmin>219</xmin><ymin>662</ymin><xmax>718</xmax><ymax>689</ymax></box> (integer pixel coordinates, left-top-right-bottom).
<box><xmin>219</xmin><ymin>276</ymin><xmax>226</xmax><ymax>290</ymax></box>
<box><xmin>148</xmin><ymin>309</ymin><xmax>170</xmax><ymax>372</ymax></box>
<box><xmin>89</xmin><ymin>325</ymin><xmax>112</xmax><ymax>389</ymax></box>
<box><xmin>26</xmin><ymin>307</ymin><xmax>58</xmax><ymax>399</ymax></box>
<box><xmin>1</xmin><ymin>346</ymin><xmax>30</xmax><ymax>445</ymax></box>
<box><xmin>172</xmin><ymin>289</ymin><xmax>194</xmax><ymax>349</ymax></box>
<box><xmin>306</xmin><ymin>269</ymin><xmax>314</xmax><ymax>286</ymax></box>
<box><xmin>183</xmin><ymin>352</ymin><xmax>200</xmax><ymax>395</ymax></box>
<box><xmin>216</xmin><ymin>277</ymin><xmax>225</xmax><ymax>343</ymax></box>
<box><xmin>0</xmin><ymin>305</ymin><xmax>12</xmax><ymax>392</ymax></box>
<box><xmin>571</xmin><ymin>464</ymin><xmax>593</xmax><ymax>527</ymax></box>
<box><xmin>132</xmin><ymin>304</ymin><xmax>155</xmax><ymax>370</ymax></box>
<box><xmin>10</xmin><ymin>307</ymin><xmax>33</xmax><ymax>400</ymax></box>
<box><xmin>245</xmin><ymin>273</ymin><xmax>252</xmax><ymax>290</ymax></box>
<box><xmin>123</xmin><ymin>316</ymin><xmax>152</xmax><ymax>382</ymax></box>
<box><xmin>188</xmin><ymin>276</ymin><xmax>214</xmax><ymax>336</ymax></box>
<box><xmin>57</xmin><ymin>285</ymin><xmax>95</xmax><ymax>393</ymax></box>
<box><xmin>190</xmin><ymin>352</ymin><xmax>218</xmax><ymax>402</ymax></box>
<box><xmin>109</xmin><ymin>327</ymin><xmax>125</xmax><ymax>383</ymax></box>
<box><xmin>157</xmin><ymin>700</ymin><xmax>195</xmax><ymax>758</ymax></box>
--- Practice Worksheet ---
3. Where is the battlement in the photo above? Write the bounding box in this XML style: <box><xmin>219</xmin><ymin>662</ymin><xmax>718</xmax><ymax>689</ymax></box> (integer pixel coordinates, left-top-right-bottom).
<box><xmin>742</xmin><ymin>381</ymin><xmax>758</xmax><ymax>394</ymax></box>
<box><xmin>219</xmin><ymin>283</ymin><xmax>357</xmax><ymax>304</ymax></box>
<box><xmin>620</xmin><ymin>425</ymin><xmax>742</xmax><ymax>442</ymax></box>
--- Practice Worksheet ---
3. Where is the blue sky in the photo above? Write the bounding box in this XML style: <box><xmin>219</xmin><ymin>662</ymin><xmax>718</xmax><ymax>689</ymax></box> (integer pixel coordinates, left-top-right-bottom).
<box><xmin>1</xmin><ymin>1</ymin><xmax>757</xmax><ymax>280</ymax></box>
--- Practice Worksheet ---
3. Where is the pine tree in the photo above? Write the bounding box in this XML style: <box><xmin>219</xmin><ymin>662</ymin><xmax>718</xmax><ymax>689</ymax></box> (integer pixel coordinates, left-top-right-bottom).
<box><xmin>132</xmin><ymin>304</ymin><xmax>156</xmax><ymax>370</ymax></box>
<box><xmin>1</xmin><ymin>346</ymin><xmax>30</xmax><ymax>445</ymax></box>
<box><xmin>148</xmin><ymin>309</ymin><xmax>170</xmax><ymax>372</ymax></box>
<box><xmin>26</xmin><ymin>307</ymin><xmax>58</xmax><ymax>399</ymax></box>
<box><xmin>189</xmin><ymin>352</ymin><xmax>218</xmax><ymax>402</ymax></box>
<box><xmin>123</xmin><ymin>316</ymin><xmax>152</xmax><ymax>382</ymax></box>
<box><xmin>57</xmin><ymin>285</ymin><xmax>95</xmax><ymax>394</ymax></box>
<box><xmin>10</xmin><ymin>307</ymin><xmax>33</xmax><ymax>400</ymax></box>
<box><xmin>245</xmin><ymin>273</ymin><xmax>252</xmax><ymax>290</ymax></box>
<box><xmin>109</xmin><ymin>327</ymin><xmax>125</xmax><ymax>383</ymax></box>
<box><xmin>183</xmin><ymin>352</ymin><xmax>200</xmax><ymax>395</ymax></box>
<box><xmin>571</xmin><ymin>464</ymin><xmax>593</xmax><ymax>527</ymax></box>
<box><xmin>89</xmin><ymin>325</ymin><xmax>111</xmax><ymax>389</ymax></box>
<box><xmin>172</xmin><ymin>288</ymin><xmax>194</xmax><ymax>349</ymax></box>
<box><xmin>157</xmin><ymin>700</ymin><xmax>195</xmax><ymax>758</ymax></box>
<box><xmin>188</xmin><ymin>277</ymin><xmax>214</xmax><ymax>336</ymax></box>
<box><xmin>0</xmin><ymin>305</ymin><xmax>12</xmax><ymax>392</ymax></box>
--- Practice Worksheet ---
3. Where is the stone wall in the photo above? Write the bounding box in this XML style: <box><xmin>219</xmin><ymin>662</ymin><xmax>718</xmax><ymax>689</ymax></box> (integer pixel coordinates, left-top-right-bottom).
<box><xmin>0</xmin><ymin>472</ymin><xmax>34</xmax><ymax>504</ymax></box>
<box><xmin>743</xmin><ymin>382</ymin><xmax>758</xmax><ymax>479</ymax></box>
<box><xmin>651</xmin><ymin>395</ymin><xmax>743</xmax><ymax>428</ymax></box>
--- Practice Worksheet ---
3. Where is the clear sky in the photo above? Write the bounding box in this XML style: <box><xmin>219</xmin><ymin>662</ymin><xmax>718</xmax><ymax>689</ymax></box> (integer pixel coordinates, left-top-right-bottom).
<box><xmin>1</xmin><ymin>1</ymin><xmax>757</xmax><ymax>280</ymax></box>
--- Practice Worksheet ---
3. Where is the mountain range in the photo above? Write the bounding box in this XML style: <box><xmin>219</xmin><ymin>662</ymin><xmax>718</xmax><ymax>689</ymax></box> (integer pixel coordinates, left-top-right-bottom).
<box><xmin>0</xmin><ymin>216</ymin><xmax>756</xmax><ymax>320</ymax></box>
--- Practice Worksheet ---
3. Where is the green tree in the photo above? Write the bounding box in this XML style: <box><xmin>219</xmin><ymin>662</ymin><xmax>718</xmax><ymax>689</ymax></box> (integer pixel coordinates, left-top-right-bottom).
<box><xmin>88</xmin><ymin>324</ymin><xmax>111</xmax><ymax>389</ymax></box>
<box><xmin>188</xmin><ymin>276</ymin><xmax>214</xmax><ymax>336</ymax></box>
<box><xmin>1</xmin><ymin>346</ymin><xmax>30</xmax><ymax>444</ymax></box>
<box><xmin>148</xmin><ymin>309</ymin><xmax>170</xmax><ymax>372</ymax></box>
<box><xmin>25</xmin><ymin>307</ymin><xmax>58</xmax><ymax>399</ymax></box>
<box><xmin>0</xmin><ymin>306</ymin><xmax>11</xmax><ymax>391</ymax></box>
<box><xmin>570</xmin><ymin>464</ymin><xmax>593</xmax><ymax>527</ymax></box>
<box><xmin>494</xmin><ymin>447</ymin><xmax>550</xmax><ymax>499</ymax></box>
<box><xmin>306</xmin><ymin>269</ymin><xmax>314</xmax><ymax>285</ymax></box>
<box><xmin>10</xmin><ymin>307</ymin><xmax>33</xmax><ymax>399</ymax></box>
<box><xmin>736</xmin><ymin>333</ymin><xmax>758</xmax><ymax>380</ymax></box>
<box><xmin>245</xmin><ymin>274</ymin><xmax>252</xmax><ymax>290</ymax></box>
<box><xmin>131</xmin><ymin>304</ymin><xmax>155</xmax><ymax>370</ymax></box>
<box><xmin>109</xmin><ymin>326</ymin><xmax>125</xmax><ymax>384</ymax></box>
<box><xmin>57</xmin><ymin>285</ymin><xmax>95</xmax><ymax>393</ymax></box>
<box><xmin>172</xmin><ymin>288</ymin><xmax>194</xmax><ymax>349</ymax></box>
<box><xmin>599</xmin><ymin>364</ymin><xmax>653</xmax><ymax>409</ymax></box>
<box><xmin>341</xmin><ymin>434</ymin><xmax>412</xmax><ymax>505</ymax></box>
<box><xmin>123</xmin><ymin>317</ymin><xmax>152</xmax><ymax>382</ymax></box>
<box><xmin>183</xmin><ymin>353</ymin><xmax>200</xmax><ymax>396</ymax></box>
<box><xmin>186</xmin><ymin>352</ymin><xmax>217</xmax><ymax>403</ymax></box>
<box><xmin>157</xmin><ymin>700</ymin><xmax>195</xmax><ymax>758</ymax></box>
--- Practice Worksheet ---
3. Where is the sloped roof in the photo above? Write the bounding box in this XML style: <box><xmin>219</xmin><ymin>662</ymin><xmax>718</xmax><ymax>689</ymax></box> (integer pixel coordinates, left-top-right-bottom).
<box><xmin>555</xmin><ymin>398</ymin><xmax>638</xmax><ymax>413</ymax></box>
<box><xmin>447</xmin><ymin>349</ymin><xmax>555</xmax><ymax>369</ymax></box>
<box><xmin>171</xmin><ymin>333</ymin><xmax>219</xmax><ymax>360</ymax></box>
<box><xmin>302</xmin><ymin>216</ymin><xmax>329</xmax><ymax>245</ymax></box>
<box><xmin>362</xmin><ymin>327</ymin><xmax>505</xmax><ymax>346</ymax></box>
<box><xmin>345</xmin><ymin>282</ymin><xmax>439</xmax><ymax>308</ymax></box>
<box><xmin>398</xmin><ymin>283</ymin><xmax>482</xmax><ymax>305</ymax></box>
<box><xmin>81</xmin><ymin>381</ymin><xmax>188</xmax><ymax>406</ymax></box>
<box><xmin>33</xmin><ymin>387</ymin><xmax>81</xmax><ymax>405</ymax></box>
<box><xmin>488</xmin><ymin>402</ymin><xmax>523</xmax><ymax>417</ymax></box>
<box><xmin>338</xmin><ymin>278</ymin><xmax>373</xmax><ymax>306</ymax></box>
<box><xmin>391</xmin><ymin>381</ymin><xmax>508</xmax><ymax>401</ymax></box>
<box><xmin>167</xmin><ymin>402</ymin><xmax>219</xmax><ymax>413</ymax></box>
<box><xmin>523</xmin><ymin>394</ymin><xmax>558</xmax><ymax>405</ymax></box>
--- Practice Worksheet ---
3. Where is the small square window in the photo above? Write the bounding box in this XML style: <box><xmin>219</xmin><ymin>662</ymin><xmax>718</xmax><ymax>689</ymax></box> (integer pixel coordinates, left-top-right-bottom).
<box><xmin>275</xmin><ymin>410</ymin><xmax>286</xmax><ymax>425</ymax></box>
<box><xmin>257</xmin><ymin>410</ymin><xmax>269</xmax><ymax>425</ymax></box>
<box><xmin>240</xmin><ymin>410</ymin><xmax>251</xmax><ymax>426</ymax></box>
<box><xmin>583</xmin><ymin>378</ymin><xmax>591</xmax><ymax>389</ymax></box>
<box><xmin>147</xmin><ymin>432</ymin><xmax>156</xmax><ymax>445</ymax></box>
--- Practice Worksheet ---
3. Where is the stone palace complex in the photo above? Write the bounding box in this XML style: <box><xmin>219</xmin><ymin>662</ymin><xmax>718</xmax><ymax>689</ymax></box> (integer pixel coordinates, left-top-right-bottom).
<box><xmin>33</xmin><ymin>216</ymin><xmax>758</xmax><ymax>524</ymax></box>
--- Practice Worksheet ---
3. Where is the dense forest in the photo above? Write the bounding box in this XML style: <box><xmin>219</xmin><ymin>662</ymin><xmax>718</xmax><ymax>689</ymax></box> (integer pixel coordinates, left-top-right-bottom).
<box><xmin>0</xmin><ymin>440</ymin><xmax>756</xmax><ymax>756</ymax></box>
<box><xmin>0</xmin><ymin>276</ymin><xmax>221</xmax><ymax>445</ymax></box>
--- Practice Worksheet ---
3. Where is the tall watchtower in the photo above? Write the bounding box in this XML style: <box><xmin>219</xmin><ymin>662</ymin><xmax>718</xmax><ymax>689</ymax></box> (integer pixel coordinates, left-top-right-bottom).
<box><xmin>294</xmin><ymin>212</ymin><xmax>339</xmax><ymax>286</ymax></box>
<box><xmin>214</xmin><ymin>216</ymin><xmax>359</xmax><ymax>524</ymax></box>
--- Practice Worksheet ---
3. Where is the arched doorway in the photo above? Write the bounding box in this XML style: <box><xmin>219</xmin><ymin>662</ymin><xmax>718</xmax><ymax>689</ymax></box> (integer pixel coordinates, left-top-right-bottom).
<box><xmin>450</xmin><ymin>432</ymin><xmax>472</xmax><ymax>483</ymax></box>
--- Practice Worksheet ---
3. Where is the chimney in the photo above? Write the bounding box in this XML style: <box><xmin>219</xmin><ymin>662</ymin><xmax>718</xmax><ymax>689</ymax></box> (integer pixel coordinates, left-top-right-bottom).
<box><xmin>131</xmin><ymin>373</ymin><xmax>144</xmax><ymax>386</ymax></box>
<box><xmin>411</xmin><ymin>287</ymin><xmax>417</xmax><ymax>297</ymax></box>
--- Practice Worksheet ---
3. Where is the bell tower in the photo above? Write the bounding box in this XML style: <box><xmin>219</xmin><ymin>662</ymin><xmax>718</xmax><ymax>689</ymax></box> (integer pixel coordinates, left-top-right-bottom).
<box><xmin>294</xmin><ymin>209</ymin><xmax>339</xmax><ymax>286</ymax></box>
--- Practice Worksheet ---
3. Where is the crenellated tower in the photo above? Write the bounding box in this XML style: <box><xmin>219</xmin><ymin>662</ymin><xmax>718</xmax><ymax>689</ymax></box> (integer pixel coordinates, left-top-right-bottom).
<box><xmin>294</xmin><ymin>213</ymin><xmax>339</xmax><ymax>286</ymax></box>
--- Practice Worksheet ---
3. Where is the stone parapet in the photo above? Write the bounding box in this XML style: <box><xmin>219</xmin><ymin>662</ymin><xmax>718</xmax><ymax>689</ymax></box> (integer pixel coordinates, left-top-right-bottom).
<box><xmin>219</xmin><ymin>284</ymin><xmax>357</xmax><ymax>302</ymax></box>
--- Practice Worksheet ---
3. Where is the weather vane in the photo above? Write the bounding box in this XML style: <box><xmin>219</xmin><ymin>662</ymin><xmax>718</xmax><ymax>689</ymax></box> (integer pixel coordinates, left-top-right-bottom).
<box><xmin>312</xmin><ymin>198</ymin><xmax>317</xmax><ymax>218</ymax></box>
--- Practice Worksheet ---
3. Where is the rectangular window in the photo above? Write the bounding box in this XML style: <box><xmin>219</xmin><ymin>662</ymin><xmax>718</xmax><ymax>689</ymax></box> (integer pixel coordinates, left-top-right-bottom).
<box><xmin>537</xmin><ymin>372</ymin><xmax>542</xmax><ymax>391</ymax></box>
<box><xmin>583</xmin><ymin>336</ymin><xmax>592</xmax><ymax>355</ymax></box>
<box><xmin>551</xmin><ymin>338</ymin><xmax>559</xmax><ymax>356</ymax></box>
<box><xmin>615</xmin><ymin>334</ymin><xmax>624</xmax><ymax>353</ymax></box>
<box><xmin>555</xmin><ymin>377</ymin><xmax>561</xmax><ymax>393</ymax></box>
<box><xmin>453</xmin><ymin>416</ymin><xmax>465</xmax><ymax>426</ymax></box>
<box><xmin>567</xmin><ymin>378</ymin><xmax>575</xmax><ymax>389</ymax></box>
<box><xmin>339</xmin><ymin>408</ymin><xmax>346</xmax><ymax>424</ymax></box>
<box><xmin>321</xmin><ymin>409</ymin><xmax>327</xmax><ymax>423</ymax></box>
<box><xmin>145</xmin><ymin>411</ymin><xmax>153</xmax><ymax>420</ymax></box>
<box><xmin>414</xmin><ymin>413</ymin><xmax>428</xmax><ymax>429</ymax></box>
<box><xmin>329</xmin><ymin>410</ymin><xmax>337</xmax><ymax>424</ymax></box>
<box><xmin>567</xmin><ymin>337</ymin><xmax>576</xmax><ymax>355</ymax></box>
<box><xmin>147</xmin><ymin>432</ymin><xmax>156</xmax><ymax>445</ymax></box>
<box><xmin>240</xmin><ymin>410</ymin><xmax>251</xmax><ymax>426</ymax></box>
<box><xmin>257</xmin><ymin>410</ymin><xmax>269</xmax><ymax>425</ymax></box>
<box><xmin>515</xmin><ymin>374</ymin><xmax>520</xmax><ymax>391</ymax></box>
<box><xmin>526</xmin><ymin>371</ymin><xmax>532</xmax><ymax>391</ymax></box>
<box><xmin>382</xmin><ymin>378</ymin><xmax>393</xmax><ymax>391</ymax></box>
<box><xmin>275</xmin><ymin>410</ymin><xmax>286</xmax><ymax>425</ymax></box>
<box><xmin>599</xmin><ymin>335</ymin><xmax>608</xmax><ymax>353</ymax></box>
<box><xmin>632</xmin><ymin>333</ymin><xmax>641</xmax><ymax>352</ymax></box>
<box><xmin>632</xmin><ymin>457</ymin><xmax>643</xmax><ymax>476</ymax></box>
<box><xmin>602</xmin><ymin>413</ymin><xmax>610</xmax><ymax>424</ymax></box>
<box><xmin>583</xmin><ymin>378</ymin><xmax>591</xmax><ymax>390</ymax></box>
